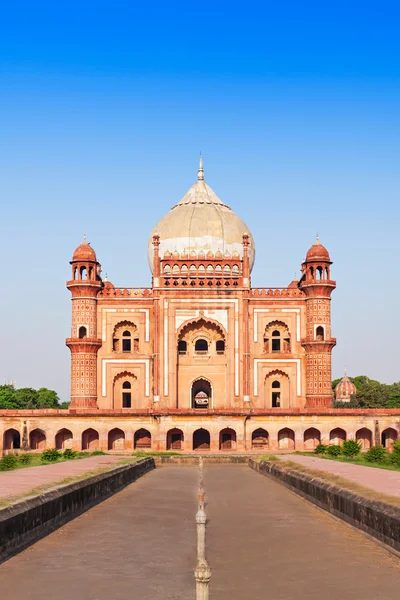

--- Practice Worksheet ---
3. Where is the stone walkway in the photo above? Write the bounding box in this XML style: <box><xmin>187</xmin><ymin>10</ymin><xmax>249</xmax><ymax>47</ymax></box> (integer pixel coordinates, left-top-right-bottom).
<box><xmin>0</xmin><ymin>465</ymin><xmax>399</xmax><ymax>599</ymax></box>
<box><xmin>285</xmin><ymin>454</ymin><xmax>400</xmax><ymax>497</ymax></box>
<box><xmin>0</xmin><ymin>455</ymin><xmax>123</xmax><ymax>500</ymax></box>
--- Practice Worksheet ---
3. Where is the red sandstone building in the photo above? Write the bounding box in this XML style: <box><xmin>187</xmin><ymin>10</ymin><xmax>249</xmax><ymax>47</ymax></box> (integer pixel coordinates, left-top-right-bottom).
<box><xmin>1</xmin><ymin>161</ymin><xmax>399</xmax><ymax>452</ymax></box>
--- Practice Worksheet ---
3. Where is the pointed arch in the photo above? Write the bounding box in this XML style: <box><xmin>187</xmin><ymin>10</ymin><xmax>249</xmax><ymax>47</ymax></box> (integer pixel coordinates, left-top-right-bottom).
<box><xmin>82</xmin><ymin>428</ymin><xmax>99</xmax><ymax>450</ymax></box>
<box><xmin>177</xmin><ymin>316</ymin><xmax>226</xmax><ymax>342</ymax></box>
<box><xmin>108</xmin><ymin>428</ymin><xmax>125</xmax><ymax>450</ymax></box>
<box><xmin>193</xmin><ymin>428</ymin><xmax>210</xmax><ymax>451</ymax></box>
<box><xmin>3</xmin><ymin>428</ymin><xmax>20</xmax><ymax>450</ymax></box>
<box><xmin>29</xmin><ymin>428</ymin><xmax>46</xmax><ymax>450</ymax></box>
<box><xmin>278</xmin><ymin>428</ymin><xmax>295</xmax><ymax>450</ymax></box>
<box><xmin>134</xmin><ymin>428</ymin><xmax>151</xmax><ymax>449</ymax></box>
<box><xmin>303</xmin><ymin>428</ymin><xmax>321</xmax><ymax>450</ymax></box>
<box><xmin>55</xmin><ymin>428</ymin><xmax>73</xmax><ymax>450</ymax></box>
<box><xmin>251</xmin><ymin>428</ymin><xmax>269</xmax><ymax>449</ymax></box>
<box><xmin>167</xmin><ymin>428</ymin><xmax>184</xmax><ymax>450</ymax></box>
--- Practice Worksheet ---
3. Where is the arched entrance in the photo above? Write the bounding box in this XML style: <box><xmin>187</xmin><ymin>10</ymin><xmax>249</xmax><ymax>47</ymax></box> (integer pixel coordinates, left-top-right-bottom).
<box><xmin>134</xmin><ymin>428</ymin><xmax>151</xmax><ymax>449</ymax></box>
<box><xmin>3</xmin><ymin>429</ymin><xmax>20</xmax><ymax>451</ymax></box>
<box><xmin>251</xmin><ymin>428</ymin><xmax>269</xmax><ymax>450</ymax></box>
<box><xmin>167</xmin><ymin>428</ymin><xmax>184</xmax><ymax>450</ymax></box>
<box><xmin>193</xmin><ymin>428</ymin><xmax>210</xmax><ymax>451</ymax></box>
<box><xmin>191</xmin><ymin>379</ymin><xmax>212</xmax><ymax>409</ymax></box>
<box><xmin>82</xmin><ymin>428</ymin><xmax>99</xmax><ymax>451</ymax></box>
<box><xmin>55</xmin><ymin>428</ymin><xmax>73</xmax><ymax>450</ymax></box>
<box><xmin>108</xmin><ymin>428</ymin><xmax>125</xmax><ymax>450</ymax></box>
<box><xmin>219</xmin><ymin>428</ymin><xmax>236</xmax><ymax>450</ymax></box>
<box><xmin>29</xmin><ymin>429</ymin><xmax>46</xmax><ymax>450</ymax></box>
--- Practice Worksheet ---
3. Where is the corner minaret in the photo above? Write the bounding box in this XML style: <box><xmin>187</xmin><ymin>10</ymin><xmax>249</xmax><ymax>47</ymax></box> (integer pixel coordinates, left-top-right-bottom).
<box><xmin>299</xmin><ymin>236</ymin><xmax>336</xmax><ymax>407</ymax></box>
<box><xmin>66</xmin><ymin>236</ymin><xmax>103</xmax><ymax>409</ymax></box>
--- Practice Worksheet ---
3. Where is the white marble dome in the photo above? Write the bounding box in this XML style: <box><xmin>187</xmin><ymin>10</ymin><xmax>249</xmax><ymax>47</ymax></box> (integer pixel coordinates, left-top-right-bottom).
<box><xmin>148</xmin><ymin>159</ymin><xmax>255</xmax><ymax>273</ymax></box>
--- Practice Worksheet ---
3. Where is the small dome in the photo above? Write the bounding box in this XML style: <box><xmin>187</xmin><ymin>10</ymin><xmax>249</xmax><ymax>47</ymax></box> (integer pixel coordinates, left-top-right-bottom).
<box><xmin>306</xmin><ymin>236</ymin><xmax>330</xmax><ymax>261</ymax></box>
<box><xmin>148</xmin><ymin>158</ymin><xmax>255</xmax><ymax>273</ymax></box>
<box><xmin>72</xmin><ymin>236</ymin><xmax>97</xmax><ymax>262</ymax></box>
<box><xmin>335</xmin><ymin>372</ymin><xmax>357</xmax><ymax>401</ymax></box>
<box><xmin>288</xmin><ymin>277</ymin><xmax>299</xmax><ymax>289</ymax></box>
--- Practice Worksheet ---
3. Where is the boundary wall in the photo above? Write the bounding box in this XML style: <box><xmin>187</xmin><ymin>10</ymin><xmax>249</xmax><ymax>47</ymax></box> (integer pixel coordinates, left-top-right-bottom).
<box><xmin>249</xmin><ymin>459</ymin><xmax>400</xmax><ymax>554</ymax></box>
<box><xmin>0</xmin><ymin>458</ymin><xmax>155</xmax><ymax>564</ymax></box>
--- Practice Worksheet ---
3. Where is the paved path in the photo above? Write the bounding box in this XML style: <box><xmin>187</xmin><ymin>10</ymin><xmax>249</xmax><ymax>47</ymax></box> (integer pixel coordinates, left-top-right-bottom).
<box><xmin>0</xmin><ymin>466</ymin><xmax>399</xmax><ymax>599</ymax></box>
<box><xmin>0</xmin><ymin>456</ymin><xmax>123</xmax><ymax>500</ymax></box>
<box><xmin>285</xmin><ymin>454</ymin><xmax>400</xmax><ymax>497</ymax></box>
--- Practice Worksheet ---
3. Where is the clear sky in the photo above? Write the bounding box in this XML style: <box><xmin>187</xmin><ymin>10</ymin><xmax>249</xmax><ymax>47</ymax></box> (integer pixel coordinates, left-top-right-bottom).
<box><xmin>1</xmin><ymin>1</ymin><xmax>399</xmax><ymax>401</ymax></box>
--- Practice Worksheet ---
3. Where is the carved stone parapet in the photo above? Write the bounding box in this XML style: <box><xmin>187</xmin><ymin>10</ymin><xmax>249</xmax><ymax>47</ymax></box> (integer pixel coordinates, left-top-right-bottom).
<box><xmin>65</xmin><ymin>338</ymin><xmax>102</xmax><ymax>353</ymax></box>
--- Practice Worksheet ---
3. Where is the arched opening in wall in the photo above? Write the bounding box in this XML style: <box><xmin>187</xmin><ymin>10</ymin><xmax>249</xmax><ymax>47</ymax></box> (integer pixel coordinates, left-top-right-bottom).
<box><xmin>89</xmin><ymin>266</ymin><xmax>93</xmax><ymax>280</ymax></box>
<box><xmin>178</xmin><ymin>340</ymin><xmax>187</xmax><ymax>354</ymax></box>
<box><xmin>3</xmin><ymin>428</ymin><xmax>20</xmax><ymax>450</ymax></box>
<box><xmin>55</xmin><ymin>428</ymin><xmax>73</xmax><ymax>450</ymax></box>
<box><xmin>112</xmin><ymin>321</ymin><xmax>138</xmax><ymax>353</ymax></box>
<box><xmin>251</xmin><ymin>428</ymin><xmax>269</xmax><ymax>450</ymax></box>
<box><xmin>316</xmin><ymin>266</ymin><xmax>323</xmax><ymax>280</ymax></box>
<box><xmin>29</xmin><ymin>429</ymin><xmax>46</xmax><ymax>450</ymax></box>
<box><xmin>167</xmin><ymin>428</ymin><xmax>184</xmax><ymax>450</ymax></box>
<box><xmin>278</xmin><ymin>428</ymin><xmax>295</xmax><ymax>450</ymax></box>
<box><xmin>330</xmin><ymin>427</ymin><xmax>346</xmax><ymax>446</ymax></box>
<box><xmin>271</xmin><ymin>380</ymin><xmax>281</xmax><ymax>408</ymax></box>
<box><xmin>264</xmin><ymin>370</ymin><xmax>290</xmax><ymax>409</ymax></box>
<box><xmin>74</xmin><ymin>267</ymin><xmax>78</xmax><ymax>280</ymax></box>
<box><xmin>82</xmin><ymin>428</ymin><xmax>99</xmax><ymax>451</ymax></box>
<box><xmin>80</xmin><ymin>266</ymin><xmax>87</xmax><ymax>280</ymax></box>
<box><xmin>79</xmin><ymin>326</ymin><xmax>87</xmax><ymax>339</ymax></box>
<box><xmin>191</xmin><ymin>378</ymin><xmax>212</xmax><ymax>409</ymax></box>
<box><xmin>303</xmin><ymin>428</ymin><xmax>321</xmax><ymax>450</ymax></box>
<box><xmin>309</xmin><ymin>266</ymin><xmax>314</xmax><ymax>280</ymax></box>
<box><xmin>134</xmin><ymin>428</ymin><xmax>151</xmax><ymax>449</ymax></box>
<box><xmin>108</xmin><ymin>428</ymin><xmax>125</xmax><ymax>450</ymax></box>
<box><xmin>263</xmin><ymin>321</ymin><xmax>291</xmax><ymax>354</ymax></box>
<box><xmin>381</xmin><ymin>427</ymin><xmax>398</xmax><ymax>451</ymax></box>
<box><xmin>216</xmin><ymin>340</ymin><xmax>225</xmax><ymax>354</ymax></box>
<box><xmin>219</xmin><ymin>428</ymin><xmax>237</xmax><ymax>451</ymax></box>
<box><xmin>195</xmin><ymin>338</ymin><xmax>208</xmax><ymax>354</ymax></box>
<box><xmin>122</xmin><ymin>381</ymin><xmax>132</xmax><ymax>408</ymax></box>
<box><xmin>193</xmin><ymin>428</ymin><xmax>210</xmax><ymax>451</ymax></box>
<box><xmin>315</xmin><ymin>326</ymin><xmax>324</xmax><ymax>341</ymax></box>
<box><xmin>356</xmin><ymin>428</ymin><xmax>372</xmax><ymax>451</ymax></box>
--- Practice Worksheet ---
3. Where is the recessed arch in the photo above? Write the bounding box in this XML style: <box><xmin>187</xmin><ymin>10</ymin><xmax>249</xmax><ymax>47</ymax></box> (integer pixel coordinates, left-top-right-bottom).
<box><xmin>381</xmin><ymin>427</ymin><xmax>398</xmax><ymax>450</ymax></box>
<box><xmin>55</xmin><ymin>428</ymin><xmax>73</xmax><ymax>450</ymax></box>
<box><xmin>356</xmin><ymin>427</ymin><xmax>372</xmax><ymax>450</ymax></box>
<box><xmin>330</xmin><ymin>427</ymin><xmax>346</xmax><ymax>446</ymax></box>
<box><xmin>193</xmin><ymin>428</ymin><xmax>210</xmax><ymax>451</ymax></box>
<box><xmin>108</xmin><ymin>428</ymin><xmax>125</xmax><ymax>450</ymax></box>
<box><xmin>167</xmin><ymin>428</ymin><xmax>184</xmax><ymax>450</ymax></box>
<box><xmin>251</xmin><ymin>428</ymin><xmax>269</xmax><ymax>449</ymax></box>
<box><xmin>303</xmin><ymin>428</ymin><xmax>321</xmax><ymax>450</ymax></box>
<box><xmin>278</xmin><ymin>427</ymin><xmax>295</xmax><ymax>450</ymax></box>
<box><xmin>29</xmin><ymin>428</ymin><xmax>46</xmax><ymax>450</ymax></box>
<box><xmin>3</xmin><ymin>428</ymin><xmax>20</xmax><ymax>450</ymax></box>
<box><xmin>82</xmin><ymin>428</ymin><xmax>99</xmax><ymax>450</ymax></box>
<box><xmin>219</xmin><ymin>428</ymin><xmax>237</xmax><ymax>451</ymax></box>
<box><xmin>134</xmin><ymin>428</ymin><xmax>151</xmax><ymax>449</ymax></box>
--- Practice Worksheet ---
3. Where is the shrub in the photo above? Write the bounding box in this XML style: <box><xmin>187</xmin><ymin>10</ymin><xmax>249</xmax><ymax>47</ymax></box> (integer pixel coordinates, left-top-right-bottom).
<box><xmin>390</xmin><ymin>441</ymin><xmax>400</xmax><ymax>467</ymax></box>
<box><xmin>314</xmin><ymin>443</ymin><xmax>327</xmax><ymax>455</ymax></box>
<box><xmin>0</xmin><ymin>454</ymin><xmax>18</xmax><ymax>470</ymax></box>
<box><xmin>326</xmin><ymin>444</ymin><xmax>342</xmax><ymax>457</ymax></box>
<box><xmin>63</xmin><ymin>449</ymin><xmax>77</xmax><ymax>460</ymax></box>
<box><xmin>90</xmin><ymin>450</ymin><xmax>105</xmax><ymax>456</ymax></box>
<box><xmin>41</xmin><ymin>448</ymin><xmax>61</xmax><ymax>462</ymax></box>
<box><xmin>342</xmin><ymin>439</ymin><xmax>362</xmax><ymax>458</ymax></box>
<box><xmin>365</xmin><ymin>445</ymin><xmax>388</xmax><ymax>463</ymax></box>
<box><xmin>19</xmin><ymin>453</ymin><xmax>32</xmax><ymax>465</ymax></box>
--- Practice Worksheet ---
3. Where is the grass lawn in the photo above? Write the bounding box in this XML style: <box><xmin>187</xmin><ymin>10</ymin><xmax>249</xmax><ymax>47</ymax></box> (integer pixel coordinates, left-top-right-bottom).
<box><xmin>0</xmin><ymin>450</ymin><xmax>109</xmax><ymax>471</ymax></box>
<box><xmin>296</xmin><ymin>451</ymin><xmax>400</xmax><ymax>472</ymax></box>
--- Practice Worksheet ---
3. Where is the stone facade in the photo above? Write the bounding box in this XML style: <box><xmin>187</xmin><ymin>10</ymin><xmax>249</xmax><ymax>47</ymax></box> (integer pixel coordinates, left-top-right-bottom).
<box><xmin>1</xmin><ymin>162</ymin><xmax>399</xmax><ymax>452</ymax></box>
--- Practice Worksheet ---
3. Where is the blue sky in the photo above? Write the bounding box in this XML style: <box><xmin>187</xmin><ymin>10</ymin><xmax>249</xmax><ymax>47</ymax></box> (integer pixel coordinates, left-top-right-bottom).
<box><xmin>0</xmin><ymin>1</ymin><xmax>399</xmax><ymax>400</ymax></box>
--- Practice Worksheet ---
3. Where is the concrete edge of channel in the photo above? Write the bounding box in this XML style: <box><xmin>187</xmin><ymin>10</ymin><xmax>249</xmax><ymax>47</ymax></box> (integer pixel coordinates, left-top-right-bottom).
<box><xmin>249</xmin><ymin>458</ymin><xmax>400</xmax><ymax>554</ymax></box>
<box><xmin>0</xmin><ymin>457</ymin><xmax>156</xmax><ymax>565</ymax></box>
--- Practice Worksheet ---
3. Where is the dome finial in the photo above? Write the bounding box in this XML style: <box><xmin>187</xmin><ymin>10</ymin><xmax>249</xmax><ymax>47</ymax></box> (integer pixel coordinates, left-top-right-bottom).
<box><xmin>197</xmin><ymin>153</ymin><xmax>204</xmax><ymax>181</ymax></box>
<box><xmin>83</xmin><ymin>233</ymin><xmax>87</xmax><ymax>243</ymax></box>
<box><xmin>315</xmin><ymin>232</ymin><xmax>321</xmax><ymax>245</ymax></box>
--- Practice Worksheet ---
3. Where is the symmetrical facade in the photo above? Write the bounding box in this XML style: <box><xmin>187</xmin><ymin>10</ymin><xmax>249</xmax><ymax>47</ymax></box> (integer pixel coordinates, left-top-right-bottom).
<box><xmin>1</xmin><ymin>161</ymin><xmax>399</xmax><ymax>453</ymax></box>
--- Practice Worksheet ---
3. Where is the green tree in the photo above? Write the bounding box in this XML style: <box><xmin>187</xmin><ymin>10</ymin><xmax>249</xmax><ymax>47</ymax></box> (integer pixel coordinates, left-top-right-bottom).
<box><xmin>59</xmin><ymin>401</ymin><xmax>70</xmax><ymax>410</ymax></box>
<box><xmin>0</xmin><ymin>385</ymin><xmax>17</xmax><ymax>409</ymax></box>
<box><xmin>36</xmin><ymin>388</ymin><xmax>60</xmax><ymax>408</ymax></box>
<box><xmin>14</xmin><ymin>387</ymin><xmax>39</xmax><ymax>408</ymax></box>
